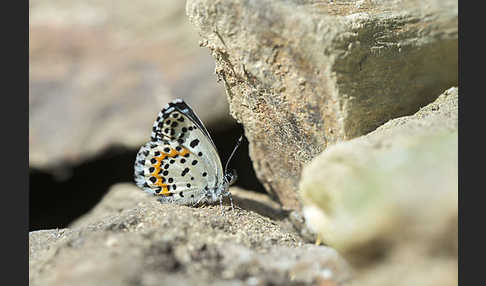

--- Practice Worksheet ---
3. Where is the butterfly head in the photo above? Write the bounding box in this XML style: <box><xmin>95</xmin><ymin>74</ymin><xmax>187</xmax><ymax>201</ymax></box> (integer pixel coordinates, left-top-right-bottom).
<box><xmin>224</xmin><ymin>169</ymin><xmax>238</xmax><ymax>186</ymax></box>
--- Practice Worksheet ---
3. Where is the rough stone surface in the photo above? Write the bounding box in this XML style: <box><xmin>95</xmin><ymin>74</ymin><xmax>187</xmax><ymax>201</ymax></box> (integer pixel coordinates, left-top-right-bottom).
<box><xmin>30</xmin><ymin>184</ymin><xmax>352</xmax><ymax>286</ymax></box>
<box><xmin>70</xmin><ymin>184</ymin><xmax>290</xmax><ymax>229</ymax></box>
<box><xmin>29</xmin><ymin>0</ymin><xmax>229</xmax><ymax>170</ymax></box>
<box><xmin>186</xmin><ymin>0</ymin><xmax>458</xmax><ymax>209</ymax></box>
<box><xmin>299</xmin><ymin>87</ymin><xmax>458</xmax><ymax>286</ymax></box>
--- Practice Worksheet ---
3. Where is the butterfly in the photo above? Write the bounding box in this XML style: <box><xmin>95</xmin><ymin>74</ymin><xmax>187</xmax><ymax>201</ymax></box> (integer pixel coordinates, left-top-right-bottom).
<box><xmin>134</xmin><ymin>98</ymin><xmax>241</xmax><ymax>208</ymax></box>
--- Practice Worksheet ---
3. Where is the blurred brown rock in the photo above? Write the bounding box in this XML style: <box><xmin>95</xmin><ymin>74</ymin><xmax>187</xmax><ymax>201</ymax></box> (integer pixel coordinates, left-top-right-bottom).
<box><xmin>186</xmin><ymin>0</ymin><xmax>458</xmax><ymax>209</ymax></box>
<box><xmin>29</xmin><ymin>0</ymin><xmax>229</xmax><ymax>170</ymax></box>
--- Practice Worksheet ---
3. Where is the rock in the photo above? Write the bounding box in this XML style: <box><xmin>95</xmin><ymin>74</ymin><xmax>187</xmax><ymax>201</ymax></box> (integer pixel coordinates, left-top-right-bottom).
<box><xmin>29</xmin><ymin>0</ymin><xmax>229</xmax><ymax>170</ymax></box>
<box><xmin>299</xmin><ymin>87</ymin><xmax>458</xmax><ymax>285</ymax></box>
<box><xmin>70</xmin><ymin>184</ymin><xmax>315</xmax><ymax>242</ymax></box>
<box><xmin>30</xmin><ymin>184</ymin><xmax>352</xmax><ymax>286</ymax></box>
<box><xmin>68</xmin><ymin>183</ymin><xmax>152</xmax><ymax>228</ymax></box>
<box><xmin>70</xmin><ymin>183</ymin><xmax>289</xmax><ymax>228</ymax></box>
<box><xmin>186</xmin><ymin>0</ymin><xmax>458</xmax><ymax>209</ymax></box>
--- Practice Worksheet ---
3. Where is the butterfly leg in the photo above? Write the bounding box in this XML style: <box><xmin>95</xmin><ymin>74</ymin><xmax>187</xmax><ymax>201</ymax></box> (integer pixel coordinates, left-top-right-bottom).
<box><xmin>219</xmin><ymin>195</ymin><xmax>224</xmax><ymax>215</ymax></box>
<box><xmin>228</xmin><ymin>193</ymin><xmax>234</xmax><ymax>211</ymax></box>
<box><xmin>193</xmin><ymin>194</ymin><xmax>206</xmax><ymax>207</ymax></box>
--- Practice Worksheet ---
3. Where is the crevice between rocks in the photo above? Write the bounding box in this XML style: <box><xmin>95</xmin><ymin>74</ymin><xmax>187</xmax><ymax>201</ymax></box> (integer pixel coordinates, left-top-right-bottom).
<box><xmin>29</xmin><ymin>123</ymin><xmax>266</xmax><ymax>231</ymax></box>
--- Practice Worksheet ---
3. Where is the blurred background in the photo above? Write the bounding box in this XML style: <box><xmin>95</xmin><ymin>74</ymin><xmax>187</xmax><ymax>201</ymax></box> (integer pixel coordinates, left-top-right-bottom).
<box><xmin>29</xmin><ymin>0</ymin><xmax>265</xmax><ymax>231</ymax></box>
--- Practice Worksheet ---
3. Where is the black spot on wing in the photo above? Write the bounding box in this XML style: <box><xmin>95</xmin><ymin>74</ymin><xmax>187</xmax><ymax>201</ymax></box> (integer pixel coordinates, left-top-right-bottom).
<box><xmin>190</xmin><ymin>139</ymin><xmax>200</xmax><ymax>148</ymax></box>
<box><xmin>181</xmin><ymin>168</ymin><xmax>190</xmax><ymax>176</ymax></box>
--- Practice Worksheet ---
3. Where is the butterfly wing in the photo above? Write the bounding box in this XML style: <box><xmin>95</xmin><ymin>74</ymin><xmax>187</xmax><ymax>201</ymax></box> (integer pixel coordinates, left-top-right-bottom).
<box><xmin>150</xmin><ymin>99</ymin><xmax>217</xmax><ymax>150</ymax></box>
<box><xmin>134</xmin><ymin>99</ymin><xmax>224</xmax><ymax>204</ymax></box>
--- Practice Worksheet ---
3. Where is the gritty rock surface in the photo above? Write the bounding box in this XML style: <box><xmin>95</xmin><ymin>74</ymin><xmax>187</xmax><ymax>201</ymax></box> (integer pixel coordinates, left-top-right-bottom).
<box><xmin>299</xmin><ymin>87</ymin><xmax>458</xmax><ymax>286</ymax></box>
<box><xmin>186</xmin><ymin>0</ymin><xmax>458</xmax><ymax>209</ymax></box>
<box><xmin>29</xmin><ymin>0</ymin><xmax>229</xmax><ymax>170</ymax></box>
<box><xmin>30</xmin><ymin>184</ymin><xmax>351</xmax><ymax>286</ymax></box>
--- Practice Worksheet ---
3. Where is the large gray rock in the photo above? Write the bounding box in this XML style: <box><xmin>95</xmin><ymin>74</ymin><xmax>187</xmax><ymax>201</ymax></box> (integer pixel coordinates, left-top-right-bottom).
<box><xmin>186</xmin><ymin>0</ymin><xmax>458</xmax><ymax>209</ymax></box>
<box><xmin>29</xmin><ymin>0</ymin><xmax>229</xmax><ymax>170</ymax></box>
<box><xmin>299</xmin><ymin>87</ymin><xmax>458</xmax><ymax>286</ymax></box>
<box><xmin>30</xmin><ymin>183</ymin><xmax>352</xmax><ymax>286</ymax></box>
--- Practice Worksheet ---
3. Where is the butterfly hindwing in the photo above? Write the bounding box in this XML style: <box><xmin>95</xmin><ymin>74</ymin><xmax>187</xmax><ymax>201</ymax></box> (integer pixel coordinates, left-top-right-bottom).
<box><xmin>134</xmin><ymin>99</ymin><xmax>225</xmax><ymax>205</ymax></box>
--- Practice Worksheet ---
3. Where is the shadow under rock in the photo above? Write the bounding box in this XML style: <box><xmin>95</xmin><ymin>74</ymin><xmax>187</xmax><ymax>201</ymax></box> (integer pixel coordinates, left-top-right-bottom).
<box><xmin>231</xmin><ymin>193</ymin><xmax>290</xmax><ymax>221</ymax></box>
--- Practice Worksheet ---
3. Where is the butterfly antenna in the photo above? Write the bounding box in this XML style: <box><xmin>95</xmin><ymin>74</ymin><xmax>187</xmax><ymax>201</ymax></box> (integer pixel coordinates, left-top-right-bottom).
<box><xmin>225</xmin><ymin>135</ymin><xmax>244</xmax><ymax>175</ymax></box>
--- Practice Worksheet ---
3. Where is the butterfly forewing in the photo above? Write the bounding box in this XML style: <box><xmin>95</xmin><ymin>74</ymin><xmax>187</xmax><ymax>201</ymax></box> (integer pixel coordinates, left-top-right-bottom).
<box><xmin>151</xmin><ymin>99</ymin><xmax>217</xmax><ymax>149</ymax></box>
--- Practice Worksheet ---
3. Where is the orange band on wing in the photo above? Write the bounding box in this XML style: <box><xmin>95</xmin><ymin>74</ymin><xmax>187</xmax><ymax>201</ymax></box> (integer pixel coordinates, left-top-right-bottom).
<box><xmin>150</xmin><ymin>147</ymin><xmax>190</xmax><ymax>196</ymax></box>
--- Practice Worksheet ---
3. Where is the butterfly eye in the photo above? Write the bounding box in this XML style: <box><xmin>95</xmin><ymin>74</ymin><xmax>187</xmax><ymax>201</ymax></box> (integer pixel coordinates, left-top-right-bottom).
<box><xmin>225</xmin><ymin>170</ymin><xmax>237</xmax><ymax>186</ymax></box>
